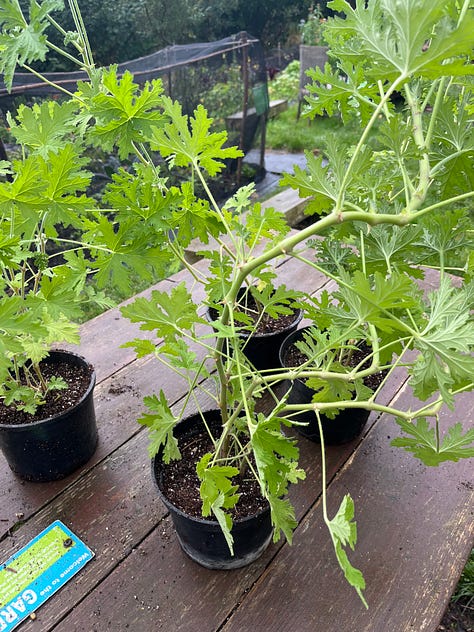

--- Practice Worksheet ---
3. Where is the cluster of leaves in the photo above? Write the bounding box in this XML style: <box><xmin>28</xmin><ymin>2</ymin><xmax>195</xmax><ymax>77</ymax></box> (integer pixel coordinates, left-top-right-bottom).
<box><xmin>0</xmin><ymin>0</ymin><xmax>241</xmax><ymax>411</ymax></box>
<box><xmin>268</xmin><ymin>59</ymin><xmax>300</xmax><ymax>101</ymax></box>
<box><xmin>299</xmin><ymin>3</ymin><xmax>328</xmax><ymax>46</ymax></box>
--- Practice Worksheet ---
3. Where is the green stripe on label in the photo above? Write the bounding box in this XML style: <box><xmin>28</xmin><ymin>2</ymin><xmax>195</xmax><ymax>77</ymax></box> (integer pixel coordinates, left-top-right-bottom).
<box><xmin>0</xmin><ymin>525</ymin><xmax>70</xmax><ymax>604</ymax></box>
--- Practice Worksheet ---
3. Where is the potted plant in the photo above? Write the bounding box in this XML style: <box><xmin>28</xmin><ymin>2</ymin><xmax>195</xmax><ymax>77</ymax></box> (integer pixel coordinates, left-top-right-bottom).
<box><xmin>1</xmin><ymin>0</ymin><xmax>472</xmax><ymax>605</ymax></box>
<box><xmin>279</xmin><ymin>325</ymin><xmax>385</xmax><ymax>444</ymax></box>
<box><xmin>0</xmin><ymin>112</ymin><xmax>107</xmax><ymax>480</ymax></box>
<box><xmin>205</xmin><ymin>278</ymin><xmax>303</xmax><ymax>370</ymax></box>
<box><xmin>0</xmin><ymin>0</ymin><xmax>166</xmax><ymax>481</ymax></box>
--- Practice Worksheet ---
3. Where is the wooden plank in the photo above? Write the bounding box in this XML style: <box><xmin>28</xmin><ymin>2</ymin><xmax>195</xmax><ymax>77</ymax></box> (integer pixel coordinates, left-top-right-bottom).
<box><xmin>225</xmin><ymin>99</ymin><xmax>288</xmax><ymax>130</ymax></box>
<box><xmin>62</xmin><ymin>278</ymin><xmax>175</xmax><ymax>383</ymax></box>
<box><xmin>0</xmin><ymin>427</ymin><xmax>167</xmax><ymax>632</ymax></box>
<box><xmin>220</xmin><ymin>388</ymin><xmax>474</xmax><ymax>632</ymax></box>
<box><xmin>0</xmin><ymin>348</ymin><xmax>198</xmax><ymax>536</ymax></box>
<box><xmin>260</xmin><ymin>187</ymin><xmax>311</xmax><ymax>227</ymax></box>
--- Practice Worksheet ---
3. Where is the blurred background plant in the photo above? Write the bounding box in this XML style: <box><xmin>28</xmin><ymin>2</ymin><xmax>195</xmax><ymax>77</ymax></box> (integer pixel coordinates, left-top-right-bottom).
<box><xmin>299</xmin><ymin>4</ymin><xmax>328</xmax><ymax>46</ymax></box>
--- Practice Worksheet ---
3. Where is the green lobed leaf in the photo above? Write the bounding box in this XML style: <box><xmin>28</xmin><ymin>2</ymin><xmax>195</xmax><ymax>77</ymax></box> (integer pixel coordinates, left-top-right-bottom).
<box><xmin>280</xmin><ymin>152</ymin><xmax>336</xmax><ymax>215</ymax></box>
<box><xmin>120</xmin><ymin>282</ymin><xmax>203</xmax><ymax>342</ymax></box>
<box><xmin>0</xmin><ymin>0</ymin><xmax>63</xmax><ymax>91</ymax></box>
<box><xmin>138</xmin><ymin>391</ymin><xmax>180</xmax><ymax>461</ymax></box>
<box><xmin>410</xmin><ymin>279</ymin><xmax>474</xmax><ymax>404</ymax></box>
<box><xmin>160</xmin><ymin>338</ymin><xmax>209</xmax><ymax>377</ymax></box>
<box><xmin>416</xmin><ymin>210</ymin><xmax>473</xmax><ymax>273</ymax></box>
<box><xmin>335</xmin><ymin>270</ymin><xmax>420</xmax><ymax>333</ymax></box>
<box><xmin>326</xmin><ymin>0</ymin><xmax>474</xmax><ymax>83</ymax></box>
<box><xmin>151</xmin><ymin>97</ymin><xmax>242</xmax><ymax>176</ymax></box>
<box><xmin>170</xmin><ymin>181</ymin><xmax>224</xmax><ymax>246</ymax></box>
<box><xmin>327</xmin><ymin>494</ymin><xmax>367</xmax><ymax>608</ymax></box>
<box><xmin>121</xmin><ymin>338</ymin><xmax>156</xmax><ymax>359</ymax></box>
<box><xmin>197</xmin><ymin>453</ymin><xmax>240</xmax><ymax>555</ymax></box>
<box><xmin>7</xmin><ymin>100</ymin><xmax>81</xmax><ymax>156</ymax></box>
<box><xmin>197</xmin><ymin>453</ymin><xmax>240</xmax><ymax>513</ymax></box>
<box><xmin>392</xmin><ymin>418</ymin><xmax>474</xmax><ymax>465</ymax></box>
<box><xmin>268</xmin><ymin>495</ymin><xmax>298</xmax><ymax>544</ymax></box>
<box><xmin>86</xmin><ymin>214</ymin><xmax>169</xmax><ymax>293</ymax></box>
<box><xmin>251</xmin><ymin>414</ymin><xmax>301</xmax><ymax>499</ymax></box>
<box><xmin>87</xmin><ymin>68</ymin><xmax>166</xmax><ymax>158</ymax></box>
<box><xmin>103</xmin><ymin>164</ymin><xmax>181</xmax><ymax>231</ymax></box>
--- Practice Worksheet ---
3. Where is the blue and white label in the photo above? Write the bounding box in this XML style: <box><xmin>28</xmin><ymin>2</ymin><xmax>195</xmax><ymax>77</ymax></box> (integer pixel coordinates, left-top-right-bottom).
<box><xmin>0</xmin><ymin>521</ymin><xmax>94</xmax><ymax>631</ymax></box>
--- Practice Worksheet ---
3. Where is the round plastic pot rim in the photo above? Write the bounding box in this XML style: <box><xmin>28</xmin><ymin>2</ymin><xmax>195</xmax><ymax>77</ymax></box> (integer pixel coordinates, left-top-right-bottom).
<box><xmin>0</xmin><ymin>349</ymin><xmax>96</xmax><ymax>431</ymax></box>
<box><xmin>151</xmin><ymin>410</ymin><xmax>271</xmax><ymax>528</ymax></box>
<box><xmin>152</xmin><ymin>466</ymin><xmax>271</xmax><ymax>528</ymax></box>
<box><xmin>206</xmin><ymin>304</ymin><xmax>303</xmax><ymax>342</ymax></box>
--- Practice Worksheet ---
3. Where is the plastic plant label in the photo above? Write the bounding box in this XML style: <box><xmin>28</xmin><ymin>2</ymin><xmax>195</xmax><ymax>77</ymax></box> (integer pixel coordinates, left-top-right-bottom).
<box><xmin>0</xmin><ymin>520</ymin><xmax>94</xmax><ymax>631</ymax></box>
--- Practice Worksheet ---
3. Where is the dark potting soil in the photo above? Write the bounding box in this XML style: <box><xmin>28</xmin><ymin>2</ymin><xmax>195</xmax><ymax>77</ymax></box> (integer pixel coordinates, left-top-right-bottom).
<box><xmin>211</xmin><ymin>293</ymin><xmax>299</xmax><ymax>337</ymax></box>
<box><xmin>249</xmin><ymin>308</ymin><xmax>298</xmax><ymax>336</ymax></box>
<box><xmin>0</xmin><ymin>356</ymin><xmax>93</xmax><ymax>426</ymax></box>
<box><xmin>283</xmin><ymin>341</ymin><xmax>386</xmax><ymax>391</ymax></box>
<box><xmin>160</xmin><ymin>426</ymin><xmax>268</xmax><ymax>521</ymax></box>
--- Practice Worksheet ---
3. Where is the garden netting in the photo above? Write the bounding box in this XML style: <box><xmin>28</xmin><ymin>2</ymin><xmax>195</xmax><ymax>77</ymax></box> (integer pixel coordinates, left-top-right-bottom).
<box><xmin>0</xmin><ymin>32</ymin><xmax>268</xmax><ymax>154</ymax></box>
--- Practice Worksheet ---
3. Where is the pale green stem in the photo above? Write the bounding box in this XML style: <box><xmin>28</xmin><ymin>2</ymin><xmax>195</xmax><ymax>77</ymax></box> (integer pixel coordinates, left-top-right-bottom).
<box><xmin>359</xmin><ymin>229</ymin><xmax>367</xmax><ymax>276</ymax></box>
<box><xmin>193</xmin><ymin>160</ymin><xmax>240</xmax><ymax>253</ymax></box>
<box><xmin>284</xmin><ymin>397</ymin><xmax>444</xmax><ymax>421</ymax></box>
<box><xmin>316</xmin><ymin>411</ymin><xmax>329</xmax><ymax>523</ymax></box>
<box><xmin>46</xmin><ymin>40</ymin><xmax>84</xmax><ymax>68</ymax></box>
<box><xmin>46</xmin><ymin>14</ymin><xmax>75</xmax><ymax>42</ymax></box>
<box><xmin>411</xmin><ymin>191</ymin><xmax>474</xmax><ymax>220</ymax></box>
<box><xmin>424</xmin><ymin>77</ymin><xmax>446</xmax><ymax>150</ymax></box>
<box><xmin>335</xmin><ymin>75</ymin><xmax>406</xmax><ymax>210</ymax></box>
<box><xmin>458</xmin><ymin>0</ymin><xmax>471</xmax><ymax>25</ymax></box>
<box><xmin>21</xmin><ymin>65</ymin><xmax>82</xmax><ymax>102</ymax></box>
<box><xmin>167</xmin><ymin>241</ymin><xmax>208</xmax><ymax>285</ymax></box>
<box><xmin>403</xmin><ymin>84</ymin><xmax>431</xmax><ymax>214</ymax></box>
<box><xmin>130</xmin><ymin>141</ymin><xmax>150</xmax><ymax>166</ymax></box>
<box><xmin>68</xmin><ymin>0</ymin><xmax>94</xmax><ymax>69</ymax></box>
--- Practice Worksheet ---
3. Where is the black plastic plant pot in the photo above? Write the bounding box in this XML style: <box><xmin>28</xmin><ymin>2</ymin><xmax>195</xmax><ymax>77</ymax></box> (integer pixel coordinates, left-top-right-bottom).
<box><xmin>206</xmin><ymin>290</ymin><xmax>303</xmax><ymax>371</ymax></box>
<box><xmin>0</xmin><ymin>350</ymin><xmax>98</xmax><ymax>482</ymax></box>
<box><xmin>279</xmin><ymin>328</ymin><xmax>370</xmax><ymax>445</ymax></box>
<box><xmin>152</xmin><ymin>409</ymin><xmax>273</xmax><ymax>570</ymax></box>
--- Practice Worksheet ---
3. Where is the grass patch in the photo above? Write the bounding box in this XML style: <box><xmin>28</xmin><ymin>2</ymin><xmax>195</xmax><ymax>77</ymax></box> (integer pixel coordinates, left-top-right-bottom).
<box><xmin>266</xmin><ymin>103</ymin><xmax>380</xmax><ymax>153</ymax></box>
<box><xmin>453</xmin><ymin>548</ymin><xmax>474</xmax><ymax>605</ymax></box>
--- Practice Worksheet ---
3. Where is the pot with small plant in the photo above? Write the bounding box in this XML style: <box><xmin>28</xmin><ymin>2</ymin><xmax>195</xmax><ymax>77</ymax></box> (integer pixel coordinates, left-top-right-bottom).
<box><xmin>1</xmin><ymin>0</ymin><xmax>473</xmax><ymax>606</ymax></box>
<box><xmin>279</xmin><ymin>326</ymin><xmax>385</xmax><ymax>444</ymax></box>
<box><xmin>0</xmin><ymin>133</ymin><xmax>107</xmax><ymax>480</ymax></box>
<box><xmin>0</xmin><ymin>0</ymin><xmax>169</xmax><ymax>481</ymax></box>
<box><xmin>206</xmin><ymin>280</ymin><xmax>303</xmax><ymax>371</ymax></box>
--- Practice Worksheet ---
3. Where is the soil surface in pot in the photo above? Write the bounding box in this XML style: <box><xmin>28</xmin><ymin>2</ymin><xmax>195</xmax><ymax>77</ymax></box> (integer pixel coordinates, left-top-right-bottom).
<box><xmin>0</xmin><ymin>356</ymin><xmax>94</xmax><ymax>425</ymax></box>
<box><xmin>160</xmin><ymin>425</ymin><xmax>268</xmax><ymax>521</ymax></box>
<box><xmin>284</xmin><ymin>341</ymin><xmax>386</xmax><ymax>391</ymax></box>
<box><xmin>212</xmin><ymin>292</ymin><xmax>299</xmax><ymax>337</ymax></box>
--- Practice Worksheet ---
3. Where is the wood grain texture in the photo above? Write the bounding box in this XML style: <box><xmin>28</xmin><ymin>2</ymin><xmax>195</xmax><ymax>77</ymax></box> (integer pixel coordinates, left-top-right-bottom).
<box><xmin>2</xmin><ymin>426</ymin><xmax>167</xmax><ymax>632</ymax></box>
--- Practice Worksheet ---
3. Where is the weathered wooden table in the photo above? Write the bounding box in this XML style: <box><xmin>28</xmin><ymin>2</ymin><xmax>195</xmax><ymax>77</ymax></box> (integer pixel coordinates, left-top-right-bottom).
<box><xmin>1</xmin><ymin>256</ymin><xmax>473</xmax><ymax>632</ymax></box>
